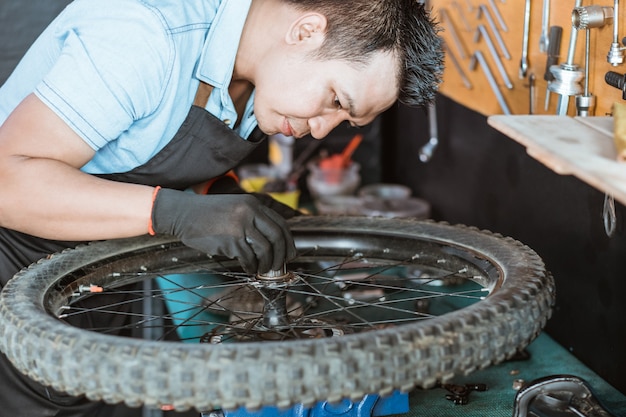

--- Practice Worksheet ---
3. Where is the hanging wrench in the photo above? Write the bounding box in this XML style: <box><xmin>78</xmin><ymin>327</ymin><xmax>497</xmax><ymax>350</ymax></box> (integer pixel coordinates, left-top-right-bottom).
<box><xmin>419</xmin><ymin>101</ymin><xmax>439</xmax><ymax>163</ymax></box>
<box><xmin>470</xmin><ymin>51</ymin><xmax>512</xmax><ymax>114</ymax></box>
<box><xmin>520</xmin><ymin>0</ymin><xmax>531</xmax><ymax>78</ymax></box>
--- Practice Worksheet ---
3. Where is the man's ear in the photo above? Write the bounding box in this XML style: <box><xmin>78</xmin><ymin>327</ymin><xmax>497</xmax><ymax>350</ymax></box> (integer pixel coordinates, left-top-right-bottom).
<box><xmin>285</xmin><ymin>13</ymin><xmax>327</xmax><ymax>46</ymax></box>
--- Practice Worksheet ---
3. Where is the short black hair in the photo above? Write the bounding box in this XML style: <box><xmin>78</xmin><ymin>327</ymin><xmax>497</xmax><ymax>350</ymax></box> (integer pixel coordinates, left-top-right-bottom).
<box><xmin>283</xmin><ymin>0</ymin><xmax>444</xmax><ymax>107</ymax></box>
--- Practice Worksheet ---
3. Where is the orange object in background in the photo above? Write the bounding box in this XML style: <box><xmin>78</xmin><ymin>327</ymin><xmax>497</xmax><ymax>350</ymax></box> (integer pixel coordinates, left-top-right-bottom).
<box><xmin>318</xmin><ymin>134</ymin><xmax>363</xmax><ymax>169</ymax></box>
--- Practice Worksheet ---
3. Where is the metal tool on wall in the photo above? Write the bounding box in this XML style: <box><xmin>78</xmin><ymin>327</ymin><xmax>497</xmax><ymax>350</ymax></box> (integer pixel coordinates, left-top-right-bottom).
<box><xmin>543</xmin><ymin>26</ymin><xmax>563</xmax><ymax>110</ymax></box>
<box><xmin>571</xmin><ymin>5</ymin><xmax>616</xmax><ymax>237</ymax></box>
<box><xmin>572</xmin><ymin>5</ymin><xmax>614</xmax><ymax>117</ymax></box>
<box><xmin>548</xmin><ymin>0</ymin><xmax>584</xmax><ymax>115</ymax></box>
<box><xmin>474</xmin><ymin>24</ymin><xmax>514</xmax><ymax>89</ymax></box>
<box><xmin>443</xmin><ymin>42</ymin><xmax>473</xmax><ymax>89</ymax></box>
<box><xmin>539</xmin><ymin>0</ymin><xmax>551</xmax><ymax>53</ymax></box>
<box><xmin>419</xmin><ymin>101</ymin><xmax>439</xmax><ymax>162</ymax></box>
<box><xmin>477</xmin><ymin>4</ymin><xmax>511</xmax><ymax>60</ymax></box>
<box><xmin>520</xmin><ymin>0</ymin><xmax>531</xmax><ymax>78</ymax></box>
<box><xmin>469</xmin><ymin>51</ymin><xmax>512</xmax><ymax>114</ymax></box>
<box><xmin>607</xmin><ymin>0</ymin><xmax>625</xmax><ymax>66</ymax></box>
<box><xmin>440</xmin><ymin>7</ymin><xmax>469</xmax><ymax>59</ymax></box>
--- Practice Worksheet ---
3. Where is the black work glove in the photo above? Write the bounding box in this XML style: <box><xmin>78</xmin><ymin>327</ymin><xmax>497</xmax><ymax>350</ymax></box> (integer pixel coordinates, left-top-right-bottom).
<box><xmin>151</xmin><ymin>188</ymin><xmax>296</xmax><ymax>273</ymax></box>
<box><xmin>208</xmin><ymin>175</ymin><xmax>302</xmax><ymax>219</ymax></box>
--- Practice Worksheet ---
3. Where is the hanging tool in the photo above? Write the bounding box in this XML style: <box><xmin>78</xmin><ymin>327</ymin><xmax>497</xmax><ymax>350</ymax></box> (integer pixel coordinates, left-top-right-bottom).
<box><xmin>451</xmin><ymin>1</ymin><xmax>472</xmax><ymax>31</ymax></box>
<box><xmin>440</xmin><ymin>8</ymin><xmax>468</xmax><ymax>59</ymax></box>
<box><xmin>572</xmin><ymin>5</ymin><xmax>613</xmax><ymax>117</ymax></box>
<box><xmin>539</xmin><ymin>0</ymin><xmax>551</xmax><ymax>53</ymax></box>
<box><xmin>443</xmin><ymin>42</ymin><xmax>473</xmax><ymax>89</ymax></box>
<box><xmin>487</xmin><ymin>0</ymin><xmax>508</xmax><ymax>32</ymax></box>
<box><xmin>520</xmin><ymin>0</ymin><xmax>531</xmax><ymax>78</ymax></box>
<box><xmin>575</xmin><ymin>28</ymin><xmax>596</xmax><ymax>117</ymax></box>
<box><xmin>607</xmin><ymin>0</ymin><xmax>625</xmax><ymax>66</ymax></box>
<box><xmin>474</xmin><ymin>24</ymin><xmax>514</xmax><ymax>89</ymax></box>
<box><xmin>543</xmin><ymin>26</ymin><xmax>563</xmax><ymax>110</ymax></box>
<box><xmin>419</xmin><ymin>101</ymin><xmax>439</xmax><ymax>163</ymax></box>
<box><xmin>529</xmin><ymin>73</ymin><xmax>536</xmax><ymax>114</ymax></box>
<box><xmin>469</xmin><ymin>51</ymin><xmax>512</xmax><ymax>114</ymax></box>
<box><xmin>477</xmin><ymin>5</ymin><xmax>511</xmax><ymax>60</ymax></box>
<box><xmin>549</xmin><ymin>0</ymin><xmax>583</xmax><ymax>115</ymax></box>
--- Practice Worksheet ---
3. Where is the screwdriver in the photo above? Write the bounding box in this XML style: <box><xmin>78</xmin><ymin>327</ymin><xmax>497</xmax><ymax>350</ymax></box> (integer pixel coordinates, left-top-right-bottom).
<box><xmin>544</xmin><ymin>26</ymin><xmax>563</xmax><ymax>111</ymax></box>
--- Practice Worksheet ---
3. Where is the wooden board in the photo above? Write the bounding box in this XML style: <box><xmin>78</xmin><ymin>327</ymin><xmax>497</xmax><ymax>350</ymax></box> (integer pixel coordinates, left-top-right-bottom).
<box><xmin>487</xmin><ymin>115</ymin><xmax>626</xmax><ymax>206</ymax></box>
<box><xmin>436</xmin><ymin>0</ymin><xmax>625</xmax><ymax>117</ymax></box>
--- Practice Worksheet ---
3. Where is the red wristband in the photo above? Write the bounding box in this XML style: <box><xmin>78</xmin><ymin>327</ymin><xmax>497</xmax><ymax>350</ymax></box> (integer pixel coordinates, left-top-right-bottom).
<box><xmin>148</xmin><ymin>186</ymin><xmax>161</xmax><ymax>236</ymax></box>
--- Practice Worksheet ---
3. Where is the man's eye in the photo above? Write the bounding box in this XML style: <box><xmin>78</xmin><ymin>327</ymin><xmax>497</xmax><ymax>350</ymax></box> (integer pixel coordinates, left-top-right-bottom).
<box><xmin>334</xmin><ymin>96</ymin><xmax>342</xmax><ymax>109</ymax></box>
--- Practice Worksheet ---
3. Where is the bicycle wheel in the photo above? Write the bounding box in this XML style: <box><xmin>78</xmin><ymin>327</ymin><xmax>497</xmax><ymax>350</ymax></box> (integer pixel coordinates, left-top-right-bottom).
<box><xmin>0</xmin><ymin>216</ymin><xmax>554</xmax><ymax>412</ymax></box>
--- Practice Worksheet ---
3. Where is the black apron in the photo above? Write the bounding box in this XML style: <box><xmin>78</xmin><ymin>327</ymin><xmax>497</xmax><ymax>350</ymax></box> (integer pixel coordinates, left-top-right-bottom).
<box><xmin>0</xmin><ymin>105</ymin><xmax>265</xmax><ymax>416</ymax></box>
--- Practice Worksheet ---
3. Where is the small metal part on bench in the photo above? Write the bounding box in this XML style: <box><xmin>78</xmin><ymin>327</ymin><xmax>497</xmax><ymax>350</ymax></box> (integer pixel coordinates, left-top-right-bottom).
<box><xmin>512</xmin><ymin>375</ymin><xmax>619</xmax><ymax>417</ymax></box>
<box><xmin>440</xmin><ymin>383</ymin><xmax>488</xmax><ymax>405</ymax></box>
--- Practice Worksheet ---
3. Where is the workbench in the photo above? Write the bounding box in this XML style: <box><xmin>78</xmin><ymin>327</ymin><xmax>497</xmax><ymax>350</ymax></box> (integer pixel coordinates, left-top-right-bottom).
<box><xmin>406</xmin><ymin>333</ymin><xmax>626</xmax><ymax>416</ymax></box>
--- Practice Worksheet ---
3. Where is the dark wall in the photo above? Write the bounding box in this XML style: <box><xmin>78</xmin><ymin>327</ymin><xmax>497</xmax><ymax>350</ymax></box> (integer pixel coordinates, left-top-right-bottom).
<box><xmin>384</xmin><ymin>95</ymin><xmax>626</xmax><ymax>394</ymax></box>
<box><xmin>0</xmin><ymin>1</ymin><xmax>72</xmax><ymax>84</ymax></box>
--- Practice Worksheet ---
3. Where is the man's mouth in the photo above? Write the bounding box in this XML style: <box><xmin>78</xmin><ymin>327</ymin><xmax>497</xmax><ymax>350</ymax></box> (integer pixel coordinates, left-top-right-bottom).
<box><xmin>282</xmin><ymin>119</ymin><xmax>294</xmax><ymax>137</ymax></box>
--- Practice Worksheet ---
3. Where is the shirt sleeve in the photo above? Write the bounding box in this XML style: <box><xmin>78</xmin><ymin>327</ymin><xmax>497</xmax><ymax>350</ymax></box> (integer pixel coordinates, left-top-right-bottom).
<box><xmin>34</xmin><ymin>4</ymin><xmax>173</xmax><ymax>151</ymax></box>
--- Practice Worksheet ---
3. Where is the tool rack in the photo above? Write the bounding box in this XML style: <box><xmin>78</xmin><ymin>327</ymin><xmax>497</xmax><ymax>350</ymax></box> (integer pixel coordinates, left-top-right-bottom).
<box><xmin>437</xmin><ymin>0</ymin><xmax>626</xmax><ymax>117</ymax></box>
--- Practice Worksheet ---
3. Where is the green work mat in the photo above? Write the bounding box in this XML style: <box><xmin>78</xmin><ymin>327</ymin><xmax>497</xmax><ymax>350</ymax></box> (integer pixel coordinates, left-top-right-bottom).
<box><xmin>403</xmin><ymin>333</ymin><xmax>626</xmax><ymax>416</ymax></box>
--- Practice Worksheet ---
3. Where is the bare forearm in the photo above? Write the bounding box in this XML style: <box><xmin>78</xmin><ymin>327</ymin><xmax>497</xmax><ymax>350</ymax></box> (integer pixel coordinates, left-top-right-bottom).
<box><xmin>0</xmin><ymin>157</ymin><xmax>154</xmax><ymax>241</ymax></box>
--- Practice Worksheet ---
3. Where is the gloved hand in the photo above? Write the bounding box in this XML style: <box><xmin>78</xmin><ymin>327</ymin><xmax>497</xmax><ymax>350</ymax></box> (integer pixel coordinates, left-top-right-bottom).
<box><xmin>207</xmin><ymin>175</ymin><xmax>301</xmax><ymax>219</ymax></box>
<box><xmin>150</xmin><ymin>187</ymin><xmax>296</xmax><ymax>273</ymax></box>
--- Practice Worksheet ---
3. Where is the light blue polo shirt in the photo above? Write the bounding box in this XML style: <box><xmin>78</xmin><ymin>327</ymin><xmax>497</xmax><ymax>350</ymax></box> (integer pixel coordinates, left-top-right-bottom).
<box><xmin>0</xmin><ymin>0</ymin><xmax>257</xmax><ymax>175</ymax></box>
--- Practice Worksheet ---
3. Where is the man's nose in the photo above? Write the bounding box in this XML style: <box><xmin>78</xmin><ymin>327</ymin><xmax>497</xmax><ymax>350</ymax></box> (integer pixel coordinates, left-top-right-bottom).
<box><xmin>308</xmin><ymin>114</ymin><xmax>345</xmax><ymax>139</ymax></box>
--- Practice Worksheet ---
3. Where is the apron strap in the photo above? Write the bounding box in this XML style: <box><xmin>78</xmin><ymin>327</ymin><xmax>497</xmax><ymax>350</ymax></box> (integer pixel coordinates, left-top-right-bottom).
<box><xmin>193</xmin><ymin>81</ymin><xmax>214</xmax><ymax>108</ymax></box>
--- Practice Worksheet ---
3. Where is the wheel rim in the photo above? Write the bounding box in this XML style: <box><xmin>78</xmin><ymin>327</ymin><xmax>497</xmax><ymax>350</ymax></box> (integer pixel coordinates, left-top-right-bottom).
<box><xmin>0</xmin><ymin>217</ymin><xmax>553</xmax><ymax>411</ymax></box>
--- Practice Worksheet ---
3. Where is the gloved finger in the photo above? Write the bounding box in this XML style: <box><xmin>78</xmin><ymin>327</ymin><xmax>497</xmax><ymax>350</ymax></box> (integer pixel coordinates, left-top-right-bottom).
<box><xmin>253</xmin><ymin>208</ymin><xmax>291</xmax><ymax>272</ymax></box>
<box><xmin>244</xmin><ymin>229</ymin><xmax>273</xmax><ymax>274</ymax></box>
<box><xmin>237</xmin><ymin>238</ymin><xmax>259</xmax><ymax>274</ymax></box>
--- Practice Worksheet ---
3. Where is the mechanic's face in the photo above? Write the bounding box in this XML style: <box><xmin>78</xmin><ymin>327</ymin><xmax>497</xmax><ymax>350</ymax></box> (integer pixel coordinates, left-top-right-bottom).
<box><xmin>252</xmin><ymin>50</ymin><xmax>398</xmax><ymax>139</ymax></box>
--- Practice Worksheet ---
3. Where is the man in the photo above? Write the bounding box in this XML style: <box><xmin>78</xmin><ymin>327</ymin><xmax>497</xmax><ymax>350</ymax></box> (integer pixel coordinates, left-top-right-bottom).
<box><xmin>0</xmin><ymin>0</ymin><xmax>443</xmax><ymax>415</ymax></box>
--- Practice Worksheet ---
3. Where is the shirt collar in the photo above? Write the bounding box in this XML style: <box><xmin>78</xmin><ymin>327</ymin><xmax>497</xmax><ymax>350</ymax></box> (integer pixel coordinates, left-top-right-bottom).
<box><xmin>195</xmin><ymin>0</ymin><xmax>252</xmax><ymax>88</ymax></box>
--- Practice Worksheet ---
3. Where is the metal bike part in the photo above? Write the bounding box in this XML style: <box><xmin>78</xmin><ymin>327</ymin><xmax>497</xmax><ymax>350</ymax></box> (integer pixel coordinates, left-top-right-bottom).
<box><xmin>544</xmin><ymin>26</ymin><xmax>563</xmax><ymax>110</ymax></box>
<box><xmin>474</xmin><ymin>24</ymin><xmax>514</xmax><ymax>89</ymax></box>
<box><xmin>520</xmin><ymin>0</ymin><xmax>531</xmax><ymax>78</ymax></box>
<box><xmin>477</xmin><ymin>4</ymin><xmax>511</xmax><ymax>60</ymax></box>
<box><xmin>540</xmin><ymin>0</ymin><xmax>550</xmax><ymax>53</ymax></box>
<box><xmin>257</xmin><ymin>265</ymin><xmax>290</xmax><ymax>282</ymax></box>
<box><xmin>470</xmin><ymin>51</ymin><xmax>512</xmax><ymax>114</ymax></box>
<box><xmin>549</xmin><ymin>0</ymin><xmax>583</xmax><ymax>116</ymax></box>
<box><xmin>440</xmin><ymin>7</ymin><xmax>468</xmax><ymax>59</ymax></box>
<box><xmin>419</xmin><ymin>101</ymin><xmax>438</xmax><ymax>162</ymax></box>
<box><xmin>607</xmin><ymin>0</ymin><xmax>625</xmax><ymax>66</ymax></box>
<box><xmin>512</xmin><ymin>375</ymin><xmax>619</xmax><ymax>417</ymax></box>
<box><xmin>605</xmin><ymin>70</ymin><xmax>626</xmax><ymax>99</ymax></box>
<box><xmin>572</xmin><ymin>5</ymin><xmax>614</xmax><ymax>30</ymax></box>
<box><xmin>443</xmin><ymin>41</ymin><xmax>473</xmax><ymax>89</ymax></box>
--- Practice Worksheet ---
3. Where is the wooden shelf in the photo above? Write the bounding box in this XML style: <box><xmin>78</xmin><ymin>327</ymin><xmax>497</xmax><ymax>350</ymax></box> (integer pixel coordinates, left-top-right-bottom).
<box><xmin>487</xmin><ymin>115</ymin><xmax>626</xmax><ymax>206</ymax></box>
